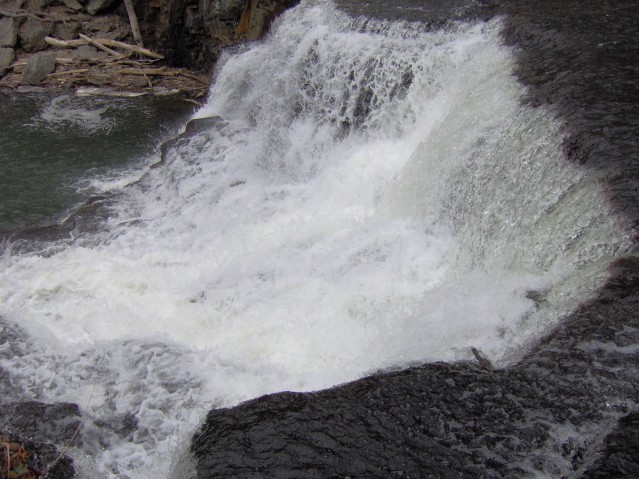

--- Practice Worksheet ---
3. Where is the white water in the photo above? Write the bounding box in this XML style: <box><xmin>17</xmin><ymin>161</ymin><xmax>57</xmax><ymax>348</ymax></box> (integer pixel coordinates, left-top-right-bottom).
<box><xmin>0</xmin><ymin>1</ymin><xmax>631</xmax><ymax>477</ymax></box>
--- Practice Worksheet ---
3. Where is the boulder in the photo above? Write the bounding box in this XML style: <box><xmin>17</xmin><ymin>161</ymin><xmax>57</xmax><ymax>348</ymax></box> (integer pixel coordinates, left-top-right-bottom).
<box><xmin>0</xmin><ymin>47</ymin><xmax>14</xmax><ymax>77</ymax></box>
<box><xmin>18</xmin><ymin>18</ymin><xmax>54</xmax><ymax>52</ymax></box>
<box><xmin>86</xmin><ymin>0</ymin><xmax>120</xmax><ymax>16</ymax></box>
<box><xmin>31</xmin><ymin>0</ymin><xmax>51</xmax><ymax>10</ymax></box>
<box><xmin>64</xmin><ymin>0</ymin><xmax>85</xmax><ymax>11</ymax></box>
<box><xmin>54</xmin><ymin>21</ymin><xmax>81</xmax><ymax>40</ymax></box>
<box><xmin>22</xmin><ymin>52</ymin><xmax>56</xmax><ymax>84</ymax></box>
<box><xmin>73</xmin><ymin>44</ymin><xmax>105</xmax><ymax>60</ymax></box>
<box><xmin>0</xmin><ymin>16</ymin><xmax>19</xmax><ymax>48</ymax></box>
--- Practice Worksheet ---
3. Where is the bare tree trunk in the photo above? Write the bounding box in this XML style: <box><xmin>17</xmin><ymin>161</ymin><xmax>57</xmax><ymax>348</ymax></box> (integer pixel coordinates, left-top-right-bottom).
<box><xmin>123</xmin><ymin>0</ymin><xmax>144</xmax><ymax>48</ymax></box>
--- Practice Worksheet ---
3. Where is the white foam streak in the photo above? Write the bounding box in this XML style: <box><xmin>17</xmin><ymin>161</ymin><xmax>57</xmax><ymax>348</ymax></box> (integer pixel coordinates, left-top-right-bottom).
<box><xmin>32</xmin><ymin>94</ymin><xmax>116</xmax><ymax>134</ymax></box>
<box><xmin>0</xmin><ymin>1</ymin><xmax>631</xmax><ymax>477</ymax></box>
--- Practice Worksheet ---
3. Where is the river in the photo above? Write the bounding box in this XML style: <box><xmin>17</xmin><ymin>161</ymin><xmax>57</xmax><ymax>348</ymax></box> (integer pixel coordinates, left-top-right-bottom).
<box><xmin>0</xmin><ymin>1</ymin><xmax>637</xmax><ymax>478</ymax></box>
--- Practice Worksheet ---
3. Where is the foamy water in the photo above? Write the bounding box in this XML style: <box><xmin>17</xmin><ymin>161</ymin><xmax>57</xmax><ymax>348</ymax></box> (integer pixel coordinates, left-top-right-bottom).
<box><xmin>0</xmin><ymin>1</ymin><xmax>631</xmax><ymax>477</ymax></box>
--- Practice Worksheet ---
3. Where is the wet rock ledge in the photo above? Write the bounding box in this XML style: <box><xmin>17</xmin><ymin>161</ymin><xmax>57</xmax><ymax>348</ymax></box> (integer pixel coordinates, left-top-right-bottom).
<box><xmin>0</xmin><ymin>0</ymin><xmax>299</xmax><ymax>100</ymax></box>
<box><xmin>191</xmin><ymin>257</ymin><xmax>639</xmax><ymax>478</ymax></box>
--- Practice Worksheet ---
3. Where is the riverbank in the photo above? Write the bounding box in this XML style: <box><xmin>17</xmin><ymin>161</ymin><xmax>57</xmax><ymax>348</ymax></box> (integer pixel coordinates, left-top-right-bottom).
<box><xmin>0</xmin><ymin>0</ymin><xmax>300</xmax><ymax>103</ymax></box>
<box><xmin>0</xmin><ymin>2</ymin><xmax>211</xmax><ymax>101</ymax></box>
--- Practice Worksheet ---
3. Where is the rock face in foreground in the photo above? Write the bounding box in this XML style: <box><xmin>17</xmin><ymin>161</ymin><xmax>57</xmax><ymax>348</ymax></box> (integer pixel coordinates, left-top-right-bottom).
<box><xmin>191</xmin><ymin>258</ymin><xmax>639</xmax><ymax>478</ymax></box>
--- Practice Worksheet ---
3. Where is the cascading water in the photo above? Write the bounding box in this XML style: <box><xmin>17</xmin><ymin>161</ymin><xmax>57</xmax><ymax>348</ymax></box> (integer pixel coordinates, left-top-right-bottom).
<box><xmin>0</xmin><ymin>1</ymin><xmax>631</xmax><ymax>477</ymax></box>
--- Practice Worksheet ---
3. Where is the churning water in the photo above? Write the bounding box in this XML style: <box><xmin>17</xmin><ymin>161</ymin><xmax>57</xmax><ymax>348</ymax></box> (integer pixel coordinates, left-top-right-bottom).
<box><xmin>0</xmin><ymin>1</ymin><xmax>632</xmax><ymax>477</ymax></box>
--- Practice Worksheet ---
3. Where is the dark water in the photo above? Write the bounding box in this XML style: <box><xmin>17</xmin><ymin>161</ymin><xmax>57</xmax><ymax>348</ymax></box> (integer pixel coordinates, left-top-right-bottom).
<box><xmin>0</xmin><ymin>93</ymin><xmax>193</xmax><ymax>232</ymax></box>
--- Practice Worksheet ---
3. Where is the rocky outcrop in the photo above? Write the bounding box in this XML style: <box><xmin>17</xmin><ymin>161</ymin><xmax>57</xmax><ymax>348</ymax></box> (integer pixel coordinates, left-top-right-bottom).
<box><xmin>132</xmin><ymin>0</ymin><xmax>301</xmax><ymax>70</ymax></box>
<box><xmin>0</xmin><ymin>0</ymin><xmax>299</xmax><ymax>96</ymax></box>
<box><xmin>191</xmin><ymin>256</ymin><xmax>639</xmax><ymax>478</ymax></box>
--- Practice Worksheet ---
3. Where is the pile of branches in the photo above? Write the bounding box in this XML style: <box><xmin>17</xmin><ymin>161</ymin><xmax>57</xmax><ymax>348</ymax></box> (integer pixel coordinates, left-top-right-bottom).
<box><xmin>44</xmin><ymin>33</ymin><xmax>169</xmax><ymax>78</ymax></box>
<box><xmin>7</xmin><ymin>33</ymin><xmax>209</xmax><ymax>98</ymax></box>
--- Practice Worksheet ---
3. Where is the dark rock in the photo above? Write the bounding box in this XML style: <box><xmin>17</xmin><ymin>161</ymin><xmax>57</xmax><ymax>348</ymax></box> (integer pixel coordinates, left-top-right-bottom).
<box><xmin>73</xmin><ymin>44</ymin><xmax>105</xmax><ymax>60</ymax></box>
<box><xmin>184</xmin><ymin>116</ymin><xmax>226</xmax><ymax>135</ymax></box>
<box><xmin>0</xmin><ymin>401</ymin><xmax>81</xmax><ymax>445</ymax></box>
<box><xmin>22</xmin><ymin>52</ymin><xmax>55</xmax><ymax>84</ymax></box>
<box><xmin>86</xmin><ymin>0</ymin><xmax>120</xmax><ymax>16</ymax></box>
<box><xmin>0</xmin><ymin>401</ymin><xmax>79</xmax><ymax>478</ymax></box>
<box><xmin>18</xmin><ymin>18</ymin><xmax>54</xmax><ymax>52</ymax></box>
<box><xmin>0</xmin><ymin>16</ymin><xmax>19</xmax><ymax>48</ymax></box>
<box><xmin>0</xmin><ymin>46</ymin><xmax>14</xmax><ymax>77</ymax></box>
<box><xmin>31</xmin><ymin>0</ymin><xmax>52</xmax><ymax>10</ymax></box>
<box><xmin>581</xmin><ymin>412</ymin><xmax>639</xmax><ymax>478</ymax></box>
<box><xmin>155</xmin><ymin>116</ymin><xmax>227</xmax><ymax>169</ymax></box>
<box><xmin>64</xmin><ymin>0</ymin><xmax>85</xmax><ymax>11</ymax></box>
<box><xmin>53</xmin><ymin>20</ymin><xmax>81</xmax><ymax>40</ymax></box>
<box><xmin>131</xmin><ymin>0</ymin><xmax>301</xmax><ymax>70</ymax></box>
<box><xmin>0</xmin><ymin>194</ymin><xmax>116</xmax><ymax>253</ymax></box>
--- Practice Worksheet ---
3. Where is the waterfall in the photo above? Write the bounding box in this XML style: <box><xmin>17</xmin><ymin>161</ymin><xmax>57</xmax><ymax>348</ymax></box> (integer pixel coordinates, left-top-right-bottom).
<box><xmin>0</xmin><ymin>1</ymin><xmax>631</xmax><ymax>477</ymax></box>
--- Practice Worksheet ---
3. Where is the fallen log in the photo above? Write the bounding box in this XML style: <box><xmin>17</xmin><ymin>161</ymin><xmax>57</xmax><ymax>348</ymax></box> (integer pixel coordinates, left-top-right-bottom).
<box><xmin>114</xmin><ymin>67</ymin><xmax>172</xmax><ymax>76</ymax></box>
<box><xmin>79</xmin><ymin>33</ymin><xmax>119</xmax><ymax>57</ymax></box>
<box><xmin>44</xmin><ymin>36</ymin><xmax>164</xmax><ymax>60</ymax></box>
<box><xmin>47</xmin><ymin>69</ymin><xmax>90</xmax><ymax>77</ymax></box>
<box><xmin>123</xmin><ymin>0</ymin><xmax>144</xmax><ymax>48</ymax></box>
<box><xmin>44</xmin><ymin>37</ymin><xmax>84</xmax><ymax>48</ymax></box>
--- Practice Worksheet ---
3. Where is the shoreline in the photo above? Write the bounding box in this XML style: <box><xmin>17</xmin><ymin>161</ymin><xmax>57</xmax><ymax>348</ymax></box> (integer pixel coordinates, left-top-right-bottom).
<box><xmin>0</xmin><ymin>3</ymin><xmax>211</xmax><ymax>103</ymax></box>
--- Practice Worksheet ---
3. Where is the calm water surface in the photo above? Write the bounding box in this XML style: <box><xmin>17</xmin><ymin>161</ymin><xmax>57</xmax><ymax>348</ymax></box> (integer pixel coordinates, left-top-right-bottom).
<box><xmin>0</xmin><ymin>93</ymin><xmax>194</xmax><ymax>232</ymax></box>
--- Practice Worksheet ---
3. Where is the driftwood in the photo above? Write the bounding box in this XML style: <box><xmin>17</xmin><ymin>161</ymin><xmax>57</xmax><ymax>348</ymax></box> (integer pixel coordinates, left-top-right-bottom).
<box><xmin>47</xmin><ymin>69</ymin><xmax>90</xmax><ymax>77</ymax></box>
<box><xmin>471</xmin><ymin>347</ymin><xmax>493</xmax><ymax>370</ymax></box>
<box><xmin>0</xmin><ymin>9</ymin><xmax>52</xmax><ymax>21</ymax></box>
<box><xmin>78</xmin><ymin>33</ymin><xmax>119</xmax><ymax>57</ymax></box>
<box><xmin>123</xmin><ymin>0</ymin><xmax>144</xmax><ymax>48</ymax></box>
<box><xmin>114</xmin><ymin>67</ymin><xmax>171</xmax><ymax>76</ymax></box>
<box><xmin>44</xmin><ymin>36</ymin><xmax>164</xmax><ymax>60</ymax></box>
